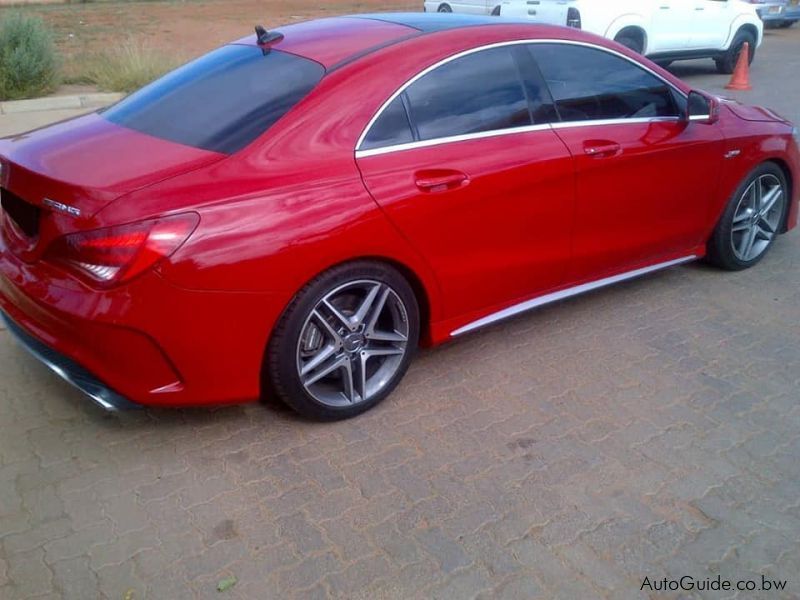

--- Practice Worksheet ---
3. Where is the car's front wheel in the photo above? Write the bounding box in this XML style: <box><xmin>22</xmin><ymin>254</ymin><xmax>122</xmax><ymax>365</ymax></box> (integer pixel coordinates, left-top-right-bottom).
<box><xmin>706</xmin><ymin>163</ymin><xmax>788</xmax><ymax>270</ymax></box>
<box><xmin>715</xmin><ymin>29</ymin><xmax>756</xmax><ymax>74</ymax></box>
<box><xmin>266</xmin><ymin>261</ymin><xmax>420</xmax><ymax>420</ymax></box>
<box><xmin>438</xmin><ymin>3</ymin><xmax>453</xmax><ymax>12</ymax></box>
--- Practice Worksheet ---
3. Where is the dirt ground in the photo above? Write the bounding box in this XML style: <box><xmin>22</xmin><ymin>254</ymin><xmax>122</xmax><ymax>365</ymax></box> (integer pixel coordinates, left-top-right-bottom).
<box><xmin>1</xmin><ymin>0</ymin><xmax>421</xmax><ymax>78</ymax></box>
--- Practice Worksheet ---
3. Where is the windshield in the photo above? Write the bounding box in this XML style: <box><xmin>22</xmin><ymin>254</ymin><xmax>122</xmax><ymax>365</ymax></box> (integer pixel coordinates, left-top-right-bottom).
<box><xmin>103</xmin><ymin>45</ymin><xmax>325</xmax><ymax>154</ymax></box>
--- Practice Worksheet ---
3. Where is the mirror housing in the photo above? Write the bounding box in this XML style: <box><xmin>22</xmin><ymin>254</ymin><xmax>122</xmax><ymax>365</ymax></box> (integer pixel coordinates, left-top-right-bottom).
<box><xmin>684</xmin><ymin>90</ymin><xmax>720</xmax><ymax>124</ymax></box>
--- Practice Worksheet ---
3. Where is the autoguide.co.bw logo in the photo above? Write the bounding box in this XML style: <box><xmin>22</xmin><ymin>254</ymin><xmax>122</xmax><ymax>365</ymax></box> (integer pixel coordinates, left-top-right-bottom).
<box><xmin>641</xmin><ymin>574</ymin><xmax>787</xmax><ymax>593</ymax></box>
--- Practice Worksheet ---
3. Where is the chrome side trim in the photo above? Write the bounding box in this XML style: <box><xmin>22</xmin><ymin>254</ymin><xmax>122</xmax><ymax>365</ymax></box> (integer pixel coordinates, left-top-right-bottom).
<box><xmin>550</xmin><ymin>116</ymin><xmax>680</xmax><ymax>129</ymax></box>
<box><xmin>356</xmin><ymin>123</ymin><xmax>552</xmax><ymax>158</ymax></box>
<box><xmin>1</xmin><ymin>310</ymin><xmax>140</xmax><ymax>411</ymax></box>
<box><xmin>450</xmin><ymin>255</ymin><xmax>696</xmax><ymax>337</ymax></box>
<box><xmin>355</xmin><ymin>38</ymin><xmax>688</xmax><ymax>153</ymax></box>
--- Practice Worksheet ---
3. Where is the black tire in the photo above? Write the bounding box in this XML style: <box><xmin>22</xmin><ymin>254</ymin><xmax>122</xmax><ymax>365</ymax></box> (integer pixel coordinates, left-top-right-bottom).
<box><xmin>779</xmin><ymin>21</ymin><xmax>795</xmax><ymax>28</ymax></box>
<box><xmin>438</xmin><ymin>3</ymin><xmax>452</xmax><ymax>12</ymax></box>
<box><xmin>706</xmin><ymin>163</ymin><xmax>788</xmax><ymax>271</ymax></box>
<box><xmin>265</xmin><ymin>261</ymin><xmax>420</xmax><ymax>421</ymax></box>
<box><xmin>614</xmin><ymin>32</ymin><xmax>644</xmax><ymax>54</ymax></box>
<box><xmin>492</xmin><ymin>5</ymin><xmax>501</xmax><ymax>16</ymax></box>
<box><xmin>715</xmin><ymin>29</ymin><xmax>756</xmax><ymax>74</ymax></box>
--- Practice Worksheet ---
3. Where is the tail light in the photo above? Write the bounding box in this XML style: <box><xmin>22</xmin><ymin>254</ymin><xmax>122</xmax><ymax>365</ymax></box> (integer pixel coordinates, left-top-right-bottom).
<box><xmin>567</xmin><ymin>7</ymin><xmax>582</xmax><ymax>28</ymax></box>
<box><xmin>44</xmin><ymin>213</ymin><xmax>198</xmax><ymax>288</ymax></box>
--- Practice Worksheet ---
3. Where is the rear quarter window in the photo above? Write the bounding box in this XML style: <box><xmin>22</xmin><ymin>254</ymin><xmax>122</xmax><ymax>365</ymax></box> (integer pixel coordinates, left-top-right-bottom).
<box><xmin>103</xmin><ymin>45</ymin><xmax>325</xmax><ymax>154</ymax></box>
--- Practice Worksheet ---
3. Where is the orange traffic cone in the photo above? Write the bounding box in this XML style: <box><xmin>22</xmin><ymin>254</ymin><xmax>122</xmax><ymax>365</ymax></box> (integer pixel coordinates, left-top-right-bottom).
<box><xmin>725</xmin><ymin>42</ymin><xmax>752</xmax><ymax>91</ymax></box>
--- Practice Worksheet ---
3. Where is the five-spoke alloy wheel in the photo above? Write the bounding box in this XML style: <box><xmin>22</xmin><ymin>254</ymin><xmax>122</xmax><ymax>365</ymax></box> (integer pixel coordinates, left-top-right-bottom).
<box><xmin>707</xmin><ymin>162</ymin><xmax>788</xmax><ymax>270</ymax></box>
<box><xmin>266</xmin><ymin>262</ymin><xmax>419</xmax><ymax>420</ymax></box>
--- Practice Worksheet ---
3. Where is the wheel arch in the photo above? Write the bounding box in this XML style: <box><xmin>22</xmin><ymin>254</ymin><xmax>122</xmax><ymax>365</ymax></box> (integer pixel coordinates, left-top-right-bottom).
<box><xmin>724</xmin><ymin>21</ymin><xmax>762</xmax><ymax>50</ymax></box>
<box><xmin>766</xmin><ymin>157</ymin><xmax>794</xmax><ymax>233</ymax></box>
<box><xmin>606</xmin><ymin>19</ymin><xmax>648</xmax><ymax>52</ymax></box>
<box><xmin>265</xmin><ymin>255</ymin><xmax>436</xmax><ymax>354</ymax></box>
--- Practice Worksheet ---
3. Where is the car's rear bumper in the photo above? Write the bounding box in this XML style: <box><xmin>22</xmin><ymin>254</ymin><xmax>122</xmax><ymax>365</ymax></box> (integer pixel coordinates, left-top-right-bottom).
<box><xmin>1</xmin><ymin>310</ymin><xmax>139</xmax><ymax>410</ymax></box>
<box><xmin>0</xmin><ymin>242</ymin><xmax>288</xmax><ymax>408</ymax></box>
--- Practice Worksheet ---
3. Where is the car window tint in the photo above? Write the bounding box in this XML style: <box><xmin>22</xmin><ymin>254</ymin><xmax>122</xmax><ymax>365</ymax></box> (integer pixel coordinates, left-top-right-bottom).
<box><xmin>404</xmin><ymin>46</ymin><xmax>532</xmax><ymax>141</ymax></box>
<box><xmin>361</xmin><ymin>96</ymin><xmax>414</xmax><ymax>150</ymax></box>
<box><xmin>529</xmin><ymin>44</ymin><xmax>679</xmax><ymax>122</ymax></box>
<box><xmin>103</xmin><ymin>45</ymin><xmax>324</xmax><ymax>154</ymax></box>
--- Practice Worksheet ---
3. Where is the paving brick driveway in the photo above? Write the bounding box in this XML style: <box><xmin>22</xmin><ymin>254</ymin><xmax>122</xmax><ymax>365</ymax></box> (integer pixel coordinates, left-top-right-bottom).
<box><xmin>2</xmin><ymin>26</ymin><xmax>800</xmax><ymax>600</ymax></box>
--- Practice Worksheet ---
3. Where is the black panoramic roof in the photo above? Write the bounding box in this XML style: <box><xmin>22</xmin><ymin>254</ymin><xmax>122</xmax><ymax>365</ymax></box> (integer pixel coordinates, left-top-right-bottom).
<box><xmin>354</xmin><ymin>12</ymin><xmax>524</xmax><ymax>33</ymax></box>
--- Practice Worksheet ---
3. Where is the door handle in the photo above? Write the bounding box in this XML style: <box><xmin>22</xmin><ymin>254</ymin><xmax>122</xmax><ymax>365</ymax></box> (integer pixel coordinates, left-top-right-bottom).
<box><xmin>583</xmin><ymin>141</ymin><xmax>622</xmax><ymax>158</ymax></box>
<box><xmin>414</xmin><ymin>170</ymin><xmax>469</xmax><ymax>193</ymax></box>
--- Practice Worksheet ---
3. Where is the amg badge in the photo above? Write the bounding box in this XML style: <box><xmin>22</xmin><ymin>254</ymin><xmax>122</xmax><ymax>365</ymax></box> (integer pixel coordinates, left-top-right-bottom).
<box><xmin>43</xmin><ymin>198</ymin><xmax>81</xmax><ymax>218</ymax></box>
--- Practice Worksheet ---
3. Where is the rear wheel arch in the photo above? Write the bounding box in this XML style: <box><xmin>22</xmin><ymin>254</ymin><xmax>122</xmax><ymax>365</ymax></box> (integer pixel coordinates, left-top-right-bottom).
<box><xmin>262</xmin><ymin>256</ymin><xmax>434</xmax><ymax>375</ymax></box>
<box><xmin>612</xmin><ymin>26</ymin><xmax>647</xmax><ymax>54</ymax></box>
<box><xmin>733</xmin><ymin>23</ymin><xmax>760</xmax><ymax>49</ymax></box>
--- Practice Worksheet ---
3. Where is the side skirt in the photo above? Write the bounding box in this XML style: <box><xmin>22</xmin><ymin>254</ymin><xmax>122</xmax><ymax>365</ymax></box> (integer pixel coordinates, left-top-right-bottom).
<box><xmin>450</xmin><ymin>255</ymin><xmax>697</xmax><ymax>337</ymax></box>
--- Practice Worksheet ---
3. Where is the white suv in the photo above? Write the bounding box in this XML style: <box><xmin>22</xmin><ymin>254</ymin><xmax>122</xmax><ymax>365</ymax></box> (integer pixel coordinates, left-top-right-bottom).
<box><xmin>498</xmin><ymin>0</ymin><xmax>763</xmax><ymax>73</ymax></box>
<box><xmin>424</xmin><ymin>1</ymin><xmax>503</xmax><ymax>15</ymax></box>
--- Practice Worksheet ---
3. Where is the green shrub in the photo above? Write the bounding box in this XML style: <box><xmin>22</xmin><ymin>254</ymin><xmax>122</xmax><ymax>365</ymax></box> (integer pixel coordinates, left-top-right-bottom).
<box><xmin>0</xmin><ymin>12</ymin><xmax>59</xmax><ymax>101</ymax></box>
<box><xmin>79</xmin><ymin>40</ymin><xmax>178</xmax><ymax>93</ymax></box>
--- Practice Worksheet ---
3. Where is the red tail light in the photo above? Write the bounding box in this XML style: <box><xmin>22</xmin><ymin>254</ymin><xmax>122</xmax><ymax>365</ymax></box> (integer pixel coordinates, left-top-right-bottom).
<box><xmin>45</xmin><ymin>213</ymin><xmax>198</xmax><ymax>287</ymax></box>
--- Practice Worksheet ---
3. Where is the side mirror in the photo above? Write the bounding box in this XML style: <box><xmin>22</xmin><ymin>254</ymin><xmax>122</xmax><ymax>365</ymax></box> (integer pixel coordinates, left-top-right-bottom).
<box><xmin>684</xmin><ymin>90</ymin><xmax>720</xmax><ymax>124</ymax></box>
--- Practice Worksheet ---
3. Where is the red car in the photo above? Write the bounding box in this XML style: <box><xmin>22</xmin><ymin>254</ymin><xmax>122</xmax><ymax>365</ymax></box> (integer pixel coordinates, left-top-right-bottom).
<box><xmin>1</xmin><ymin>14</ymin><xmax>797</xmax><ymax>420</ymax></box>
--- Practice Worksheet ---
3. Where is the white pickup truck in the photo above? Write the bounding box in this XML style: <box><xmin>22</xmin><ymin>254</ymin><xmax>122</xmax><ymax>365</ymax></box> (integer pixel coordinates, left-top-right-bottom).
<box><xmin>498</xmin><ymin>0</ymin><xmax>763</xmax><ymax>73</ymax></box>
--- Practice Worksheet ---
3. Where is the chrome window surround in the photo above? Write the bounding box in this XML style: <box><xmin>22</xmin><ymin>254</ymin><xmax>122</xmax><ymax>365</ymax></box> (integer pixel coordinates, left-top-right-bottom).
<box><xmin>355</xmin><ymin>39</ymin><xmax>689</xmax><ymax>159</ymax></box>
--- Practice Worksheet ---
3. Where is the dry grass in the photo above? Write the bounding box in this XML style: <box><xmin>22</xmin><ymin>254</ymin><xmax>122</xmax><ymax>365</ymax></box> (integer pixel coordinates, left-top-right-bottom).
<box><xmin>74</xmin><ymin>39</ymin><xmax>180</xmax><ymax>92</ymax></box>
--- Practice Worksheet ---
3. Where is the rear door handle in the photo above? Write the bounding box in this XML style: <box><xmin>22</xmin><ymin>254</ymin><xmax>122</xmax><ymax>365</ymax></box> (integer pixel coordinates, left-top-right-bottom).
<box><xmin>583</xmin><ymin>140</ymin><xmax>622</xmax><ymax>158</ymax></box>
<box><xmin>415</xmin><ymin>170</ymin><xmax>469</xmax><ymax>193</ymax></box>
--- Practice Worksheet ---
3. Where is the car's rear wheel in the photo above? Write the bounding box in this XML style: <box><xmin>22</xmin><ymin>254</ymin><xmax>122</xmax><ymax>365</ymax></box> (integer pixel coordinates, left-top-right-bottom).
<box><xmin>715</xmin><ymin>29</ymin><xmax>756</xmax><ymax>74</ymax></box>
<box><xmin>266</xmin><ymin>262</ymin><xmax>419</xmax><ymax>420</ymax></box>
<box><xmin>438</xmin><ymin>3</ymin><xmax>453</xmax><ymax>12</ymax></box>
<box><xmin>491</xmin><ymin>5</ymin><xmax>501</xmax><ymax>16</ymax></box>
<box><xmin>706</xmin><ymin>163</ymin><xmax>788</xmax><ymax>270</ymax></box>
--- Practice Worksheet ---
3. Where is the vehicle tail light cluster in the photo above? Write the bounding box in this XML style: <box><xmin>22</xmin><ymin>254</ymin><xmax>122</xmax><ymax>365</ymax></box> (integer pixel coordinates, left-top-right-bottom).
<box><xmin>567</xmin><ymin>8</ymin><xmax>582</xmax><ymax>29</ymax></box>
<box><xmin>45</xmin><ymin>213</ymin><xmax>198</xmax><ymax>287</ymax></box>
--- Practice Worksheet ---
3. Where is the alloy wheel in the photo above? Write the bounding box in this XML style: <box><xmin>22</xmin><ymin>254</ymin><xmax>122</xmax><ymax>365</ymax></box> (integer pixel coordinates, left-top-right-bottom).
<box><xmin>730</xmin><ymin>173</ymin><xmax>785</xmax><ymax>262</ymax></box>
<box><xmin>296</xmin><ymin>280</ymin><xmax>410</xmax><ymax>408</ymax></box>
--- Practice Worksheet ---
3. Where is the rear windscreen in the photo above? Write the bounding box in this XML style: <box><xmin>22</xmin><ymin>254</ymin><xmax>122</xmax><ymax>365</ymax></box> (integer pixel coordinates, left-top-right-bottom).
<box><xmin>103</xmin><ymin>45</ymin><xmax>325</xmax><ymax>154</ymax></box>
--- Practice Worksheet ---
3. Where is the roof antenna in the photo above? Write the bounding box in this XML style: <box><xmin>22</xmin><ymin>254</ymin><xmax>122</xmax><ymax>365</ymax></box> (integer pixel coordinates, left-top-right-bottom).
<box><xmin>255</xmin><ymin>25</ymin><xmax>284</xmax><ymax>47</ymax></box>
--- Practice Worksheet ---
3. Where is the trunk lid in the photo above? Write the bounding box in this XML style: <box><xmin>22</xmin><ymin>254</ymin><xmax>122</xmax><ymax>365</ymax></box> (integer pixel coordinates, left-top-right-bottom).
<box><xmin>0</xmin><ymin>112</ymin><xmax>224</xmax><ymax>261</ymax></box>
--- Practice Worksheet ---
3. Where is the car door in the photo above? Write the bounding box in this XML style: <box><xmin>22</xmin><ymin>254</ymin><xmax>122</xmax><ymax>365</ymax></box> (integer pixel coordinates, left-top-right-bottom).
<box><xmin>356</xmin><ymin>45</ymin><xmax>575</xmax><ymax>321</ymax></box>
<box><xmin>452</xmin><ymin>0</ymin><xmax>492</xmax><ymax>14</ymax></box>
<box><xmin>527</xmin><ymin>42</ymin><xmax>725</xmax><ymax>282</ymax></box>
<box><xmin>647</xmin><ymin>0</ymin><xmax>693</xmax><ymax>53</ymax></box>
<box><xmin>499</xmin><ymin>0</ymin><xmax>570</xmax><ymax>25</ymax></box>
<box><xmin>688</xmin><ymin>0</ymin><xmax>730</xmax><ymax>49</ymax></box>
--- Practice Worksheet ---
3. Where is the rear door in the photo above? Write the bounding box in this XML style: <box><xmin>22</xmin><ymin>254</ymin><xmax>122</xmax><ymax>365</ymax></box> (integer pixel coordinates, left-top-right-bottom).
<box><xmin>452</xmin><ymin>0</ymin><xmax>494</xmax><ymax>14</ymax></box>
<box><xmin>356</xmin><ymin>45</ymin><xmax>575</xmax><ymax>321</ymax></box>
<box><xmin>528</xmin><ymin>42</ymin><xmax>725</xmax><ymax>281</ymax></box>
<box><xmin>688</xmin><ymin>0</ymin><xmax>730</xmax><ymax>49</ymax></box>
<box><xmin>647</xmin><ymin>0</ymin><xmax>693</xmax><ymax>53</ymax></box>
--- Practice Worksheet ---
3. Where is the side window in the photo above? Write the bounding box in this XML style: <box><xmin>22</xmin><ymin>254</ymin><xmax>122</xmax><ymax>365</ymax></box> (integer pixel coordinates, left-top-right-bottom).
<box><xmin>361</xmin><ymin>96</ymin><xmax>414</xmax><ymax>151</ymax></box>
<box><xmin>528</xmin><ymin>44</ymin><xmax>680</xmax><ymax>122</ymax></box>
<box><xmin>403</xmin><ymin>46</ymin><xmax>532</xmax><ymax>142</ymax></box>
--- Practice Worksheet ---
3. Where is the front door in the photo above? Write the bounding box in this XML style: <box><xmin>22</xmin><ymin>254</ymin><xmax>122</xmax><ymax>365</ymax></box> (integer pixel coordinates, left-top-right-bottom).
<box><xmin>528</xmin><ymin>42</ymin><xmax>725</xmax><ymax>281</ymax></box>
